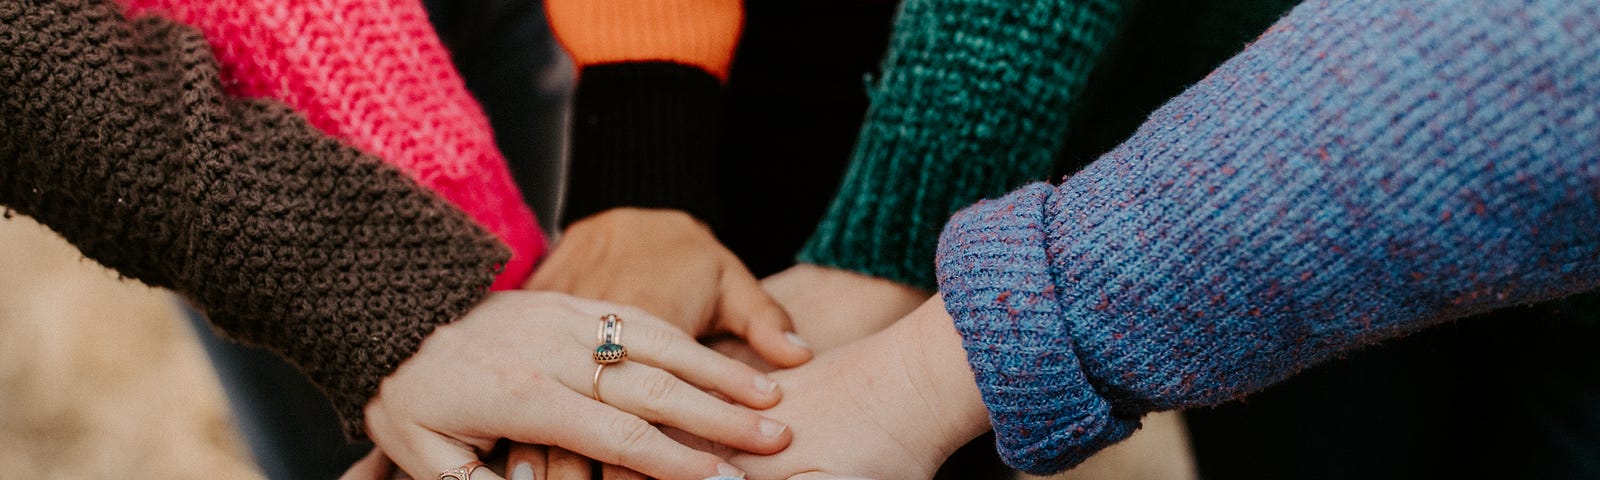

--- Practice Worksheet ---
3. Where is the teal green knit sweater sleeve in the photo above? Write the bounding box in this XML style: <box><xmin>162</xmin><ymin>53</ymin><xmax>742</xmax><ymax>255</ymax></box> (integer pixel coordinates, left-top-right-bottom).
<box><xmin>796</xmin><ymin>0</ymin><xmax>1130</xmax><ymax>289</ymax></box>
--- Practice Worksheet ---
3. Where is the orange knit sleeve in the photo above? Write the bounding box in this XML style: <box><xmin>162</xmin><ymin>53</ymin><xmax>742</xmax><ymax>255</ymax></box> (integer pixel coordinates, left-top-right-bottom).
<box><xmin>545</xmin><ymin>0</ymin><xmax>743</xmax><ymax>81</ymax></box>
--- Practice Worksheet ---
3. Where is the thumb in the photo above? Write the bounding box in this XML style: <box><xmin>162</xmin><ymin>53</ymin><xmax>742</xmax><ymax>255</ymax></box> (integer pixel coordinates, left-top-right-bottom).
<box><xmin>715</xmin><ymin>266</ymin><xmax>812</xmax><ymax>367</ymax></box>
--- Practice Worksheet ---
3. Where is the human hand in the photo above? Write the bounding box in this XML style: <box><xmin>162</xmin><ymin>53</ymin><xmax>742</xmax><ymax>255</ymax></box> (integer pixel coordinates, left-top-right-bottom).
<box><xmin>527</xmin><ymin>208</ymin><xmax>811</xmax><ymax>367</ymax></box>
<box><xmin>357</xmin><ymin>291</ymin><xmax>790</xmax><ymax>480</ymax></box>
<box><xmin>707</xmin><ymin>264</ymin><xmax>930</xmax><ymax>372</ymax></box>
<box><xmin>724</xmin><ymin>296</ymin><xmax>991</xmax><ymax>479</ymax></box>
<box><xmin>761</xmin><ymin>264</ymin><xmax>931</xmax><ymax>354</ymax></box>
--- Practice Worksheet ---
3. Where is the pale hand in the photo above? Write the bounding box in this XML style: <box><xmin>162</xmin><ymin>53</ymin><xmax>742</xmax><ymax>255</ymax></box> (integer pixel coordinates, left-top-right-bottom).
<box><xmin>711</xmin><ymin>264</ymin><xmax>931</xmax><ymax>371</ymax></box>
<box><xmin>725</xmin><ymin>297</ymin><xmax>991</xmax><ymax>479</ymax></box>
<box><xmin>354</xmin><ymin>291</ymin><xmax>792</xmax><ymax>480</ymax></box>
<box><xmin>516</xmin><ymin>208</ymin><xmax>812</xmax><ymax>479</ymax></box>
<box><xmin>762</xmin><ymin>264</ymin><xmax>931</xmax><ymax>354</ymax></box>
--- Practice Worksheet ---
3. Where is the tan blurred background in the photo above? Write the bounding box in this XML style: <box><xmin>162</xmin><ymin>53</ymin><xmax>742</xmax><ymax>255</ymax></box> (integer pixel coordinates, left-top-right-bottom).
<box><xmin>0</xmin><ymin>213</ymin><xmax>1192</xmax><ymax>480</ymax></box>
<box><xmin>0</xmin><ymin>215</ymin><xmax>264</xmax><ymax>479</ymax></box>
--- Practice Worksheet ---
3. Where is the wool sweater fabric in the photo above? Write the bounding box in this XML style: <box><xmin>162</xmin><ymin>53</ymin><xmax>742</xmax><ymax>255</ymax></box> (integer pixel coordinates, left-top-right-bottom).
<box><xmin>546</xmin><ymin>0</ymin><xmax>1128</xmax><ymax>288</ymax></box>
<box><xmin>796</xmin><ymin>0</ymin><xmax>1129</xmax><ymax>288</ymax></box>
<box><xmin>0</xmin><ymin>0</ymin><xmax>512</xmax><ymax>438</ymax></box>
<box><xmin>935</xmin><ymin>0</ymin><xmax>1600</xmax><ymax>473</ymax></box>
<box><xmin>546</xmin><ymin>0</ymin><xmax>739</xmax><ymax>227</ymax></box>
<box><xmin>118</xmin><ymin>0</ymin><xmax>546</xmax><ymax>289</ymax></box>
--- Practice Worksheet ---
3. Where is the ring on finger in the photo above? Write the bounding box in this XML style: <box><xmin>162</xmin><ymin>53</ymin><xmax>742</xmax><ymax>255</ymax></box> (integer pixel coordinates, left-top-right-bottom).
<box><xmin>594</xmin><ymin>314</ymin><xmax>627</xmax><ymax>364</ymax></box>
<box><xmin>592</xmin><ymin>314</ymin><xmax>628</xmax><ymax>402</ymax></box>
<box><xmin>438</xmin><ymin>460</ymin><xmax>486</xmax><ymax>480</ymax></box>
<box><xmin>597</xmin><ymin>313</ymin><xmax>624</xmax><ymax>345</ymax></box>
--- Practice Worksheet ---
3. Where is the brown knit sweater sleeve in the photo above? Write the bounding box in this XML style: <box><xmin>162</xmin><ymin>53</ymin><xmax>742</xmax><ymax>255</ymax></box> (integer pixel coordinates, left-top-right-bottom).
<box><xmin>0</xmin><ymin>0</ymin><xmax>509</xmax><ymax>438</ymax></box>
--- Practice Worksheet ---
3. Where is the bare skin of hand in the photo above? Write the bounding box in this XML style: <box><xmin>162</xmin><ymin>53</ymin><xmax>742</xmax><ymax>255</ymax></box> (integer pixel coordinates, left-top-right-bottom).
<box><xmin>722</xmin><ymin>297</ymin><xmax>992</xmax><ymax>480</ymax></box>
<box><xmin>709</xmin><ymin>264</ymin><xmax>930</xmax><ymax>372</ymax></box>
<box><xmin>762</xmin><ymin>264</ymin><xmax>930</xmax><ymax>354</ymax></box>
<box><xmin>347</xmin><ymin>292</ymin><xmax>789</xmax><ymax>480</ymax></box>
<box><xmin>526</xmin><ymin>208</ymin><xmax>811</xmax><ymax>366</ymax></box>
<box><xmin>519</xmin><ymin>208</ymin><xmax>811</xmax><ymax>480</ymax></box>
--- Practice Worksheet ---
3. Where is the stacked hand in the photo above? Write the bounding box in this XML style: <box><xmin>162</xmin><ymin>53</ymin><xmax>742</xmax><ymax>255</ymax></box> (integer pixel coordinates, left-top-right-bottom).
<box><xmin>341</xmin><ymin>208</ymin><xmax>970</xmax><ymax>480</ymax></box>
<box><xmin>718</xmin><ymin>298</ymin><xmax>990</xmax><ymax>479</ymax></box>
<box><xmin>511</xmin><ymin>208</ymin><xmax>815</xmax><ymax>479</ymax></box>
<box><xmin>342</xmin><ymin>291</ymin><xmax>793</xmax><ymax>480</ymax></box>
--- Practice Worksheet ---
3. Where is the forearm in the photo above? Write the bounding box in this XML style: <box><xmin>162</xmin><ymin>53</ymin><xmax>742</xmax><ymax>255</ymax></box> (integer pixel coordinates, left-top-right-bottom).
<box><xmin>120</xmin><ymin>0</ymin><xmax>545</xmax><ymax>289</ymax></box>
<box><xmin>0</xmin><ymin>0</ymin><xmax>506</xmax><ymax>437</ymax></box>
<box><xmin>798</xmin><ymin>0</ymin><xmax>1131</xmax><ymax>289</ymax></box>
<box><xmin>546</xmin><ymin>0</ymin><xmax>741</xmax><ymax>227</ymax></box>
<box><xmin>938</xmin><ymin>0</ymin><xmax>1600</xmax><ymax>472</ymax></box>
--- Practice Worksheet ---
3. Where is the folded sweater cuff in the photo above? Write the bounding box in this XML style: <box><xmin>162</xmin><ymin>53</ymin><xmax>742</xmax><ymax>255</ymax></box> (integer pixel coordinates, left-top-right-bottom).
<box><xmin>935</xmin><ymin>183</ymin><xmax>1139</xmax><ymax>474</ymax></box>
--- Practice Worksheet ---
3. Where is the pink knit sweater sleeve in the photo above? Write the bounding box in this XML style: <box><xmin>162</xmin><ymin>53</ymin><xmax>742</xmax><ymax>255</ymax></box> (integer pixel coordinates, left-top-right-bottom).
<box><xmin>118</xmin><ymin>0</ymin><xmax>545</xmax><ymax>289</ymax></box>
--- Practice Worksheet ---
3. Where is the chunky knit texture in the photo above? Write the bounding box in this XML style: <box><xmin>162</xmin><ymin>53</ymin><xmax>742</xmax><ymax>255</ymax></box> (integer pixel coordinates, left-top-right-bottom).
<box><xmin>936</xmin><ymin>0</ymin><xmax>1600</xmax><ymax>473</ymax></box>
<box><xmin>545</xmin><ymin>0</ymin><xmax>1128</xmax><ymax>289</ymax></box>
<box><xmin>546</xmin><ymin>0</ymin><xmax>739</xmax><ymax>228</ymax></box>
<box><xmin>119</xmin><ymin>0</ymin><xmax>545</xmax><ymax>289</ymax></box>
<box><xmin>797</xmin><ymin>0</ymin><xmax>1130</xmax><ymax>289</ymax></box>
<box><xmin>0</xmin><ymin>0</ymin><xmax>509</xmax><ymax>438</ymax></box>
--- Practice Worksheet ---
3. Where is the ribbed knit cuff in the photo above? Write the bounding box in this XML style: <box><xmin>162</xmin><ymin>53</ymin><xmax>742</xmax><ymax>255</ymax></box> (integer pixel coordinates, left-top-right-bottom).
<box><xmin>935</xmin><ymin>183</ymin><xmax>1139</xmax><ymax>474</ymax></box>
<box><xmin>795</xmin><ymin>0</ymin><xmax>1129</xmax><ymax>290</ymax></box>
<box><xmin>561</xmin><ymin>62</ymin><xmax>725</xmax><ymax>228</ymax></box>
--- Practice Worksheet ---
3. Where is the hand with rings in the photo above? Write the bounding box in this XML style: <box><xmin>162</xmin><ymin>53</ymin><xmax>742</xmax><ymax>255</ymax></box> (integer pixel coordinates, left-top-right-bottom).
<box><xmin>350</xmin><ymin>291</ymin><xmax>791</xmax><ymax>480</ymax></box>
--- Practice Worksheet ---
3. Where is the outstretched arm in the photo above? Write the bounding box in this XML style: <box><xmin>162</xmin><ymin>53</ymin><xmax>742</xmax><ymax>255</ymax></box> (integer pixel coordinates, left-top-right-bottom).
<box><xmin>769</xmin><ymin>0</ymin><xmax>1132</xmax><ymax>353</ymax></box>
<box><xmin>0</xmin><ymin>0</ymin><xmax>506</xmax><ymax>437</ymax></box>
<box><xmin>118</xmin><ymin>0</ymin><xmax>547</xmax><ymax>290</ymax></box>
<box><xmin>730</xmin><ymin>0</ymin><xmax>1600</xmax><ymax>477</ymax></box>
<box><xmin>533</xmin><ymin>0</ymin><xmax>809</xmax><ymax>363</ymax></box>
<box><xmin>940</xmin><ymin>0</ymin><xmax>1600</xmax><ymax>472</ymax></box>
<box><xmin>795</xmin><ymin>0</ymin><xmax>1132</xmax><ymax>290</ymax></box>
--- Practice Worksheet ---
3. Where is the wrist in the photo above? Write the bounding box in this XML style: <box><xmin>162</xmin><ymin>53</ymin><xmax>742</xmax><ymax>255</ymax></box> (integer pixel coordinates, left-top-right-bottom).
<box><xmin>884</xmin><ymin>295</ymin><xmax>991</xmax><ymax>457</ymax></box>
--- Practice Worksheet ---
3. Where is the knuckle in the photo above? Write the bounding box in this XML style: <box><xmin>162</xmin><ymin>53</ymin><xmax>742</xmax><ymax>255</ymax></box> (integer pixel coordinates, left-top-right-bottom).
<box><xmin>606</xmin><ymin>415</ymin><xmax>657</xmax><ymax>460</ymax></box>
<box><xmin>638</xmin><ymin>370</ymin><xmax>678</xmax><ymax>416</ymax></box>
<box><xmin>623</xmin><ymin>305</ymin><xmax>665</xmax><ymax>327</ymax></box>
<box><xmin>636</xmin><ymin>324</ymin><xmax>684</xmax><ymax>349</ymax></box>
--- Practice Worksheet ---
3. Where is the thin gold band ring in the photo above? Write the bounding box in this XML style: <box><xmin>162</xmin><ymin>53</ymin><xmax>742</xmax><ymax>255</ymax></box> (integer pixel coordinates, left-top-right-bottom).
<box><xmin>439</xmin><ymin>460</ymin><xmax>486</xmax><ymax>480</ymax></box>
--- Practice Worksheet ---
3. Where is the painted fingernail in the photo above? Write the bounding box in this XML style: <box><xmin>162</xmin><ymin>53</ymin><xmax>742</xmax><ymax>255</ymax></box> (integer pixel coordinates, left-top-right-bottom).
<box><xmin>512</xmin><ymin>461</ymin><xmax>535</xmax><ymax>480</ymax></box>
<box><xmin>785</xmin><ymin>331</ymin><xmax>811</xmax><ymax>349</ymax></box>
<box><xmin>759</xmin><ymin>418</ymin><xmax>787</xmax><ymax>438</ymax></box>
<box><xmin>717</xmin><ymin>462</ymin><xmax>746</xmax><ymax>478</ymax></box>
<box><xmin>754</xmin><ymin>374</ymin><xmax>779</xmax><ymax>394</ymax></box>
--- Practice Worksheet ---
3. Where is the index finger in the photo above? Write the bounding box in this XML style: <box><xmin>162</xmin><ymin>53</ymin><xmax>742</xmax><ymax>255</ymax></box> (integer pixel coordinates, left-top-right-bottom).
<box><xmin>504</xmin><ymin>387</ymin><xmax>742</xmax><ymax>480</ymax></box>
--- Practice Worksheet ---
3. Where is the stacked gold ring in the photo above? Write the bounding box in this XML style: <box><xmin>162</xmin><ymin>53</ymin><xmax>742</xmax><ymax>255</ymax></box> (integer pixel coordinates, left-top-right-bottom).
<box><xmin>592</xmin><ymin>314</ymin><xmax>626</xmax><ymax>403</ymax></box>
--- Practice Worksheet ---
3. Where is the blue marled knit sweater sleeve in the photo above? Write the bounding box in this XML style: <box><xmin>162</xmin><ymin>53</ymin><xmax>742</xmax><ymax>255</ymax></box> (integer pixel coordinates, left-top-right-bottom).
<box><xmin>935</xmin><ymin>0</ymin><xmax>1600</xmax><ymax>473</ymax></box>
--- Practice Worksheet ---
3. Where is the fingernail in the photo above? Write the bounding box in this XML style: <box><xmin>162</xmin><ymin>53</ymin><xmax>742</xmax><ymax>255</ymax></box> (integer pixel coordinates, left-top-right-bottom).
<box><xmin>716</xmin><ymin>462</ymin><xmax>746</xmax><ymax>478</ymax></box>
<box><xmin>512</xmin><ymin>461</ymin><xmax>535</xmax><ymax>480</ymax></box>
<box><xmin>759</xmin><ymin>418</ymin><xmax>787</xmax><ymax>438</ymax></box>
<box><xmin>785</xmin><ymin>331</ymin><xmax>810</xmax><ymax>349</ymax></box>
<box><xmin>754</xmin><ymin>374</ymin><xmax>779</xmax><ymax>394</ymax></box>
